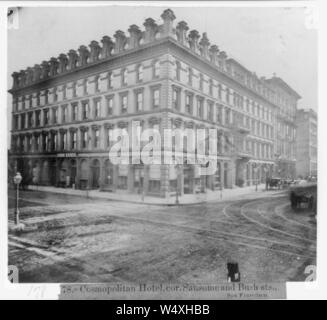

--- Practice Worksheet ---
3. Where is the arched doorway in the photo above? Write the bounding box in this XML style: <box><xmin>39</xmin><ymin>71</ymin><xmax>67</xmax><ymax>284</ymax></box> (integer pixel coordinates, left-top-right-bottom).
<box><xmin>42</xmin><ymin>160</ymin><xmax>49</xmax><ymax>185</ymax></box>
<box><xmin>70</xmin><ymin>159</ymin><xmax>77</xmax><ymax>188</ymax></box>
<box><xmin>91</xmin><ymin>159</ymin><xmax>100</xmax><ymax>189</ymax></box>
<box><xmin>183</xmin><ymin>165</ymin><xmax>193</xmax><ymax>194</ymax></box>
<box><xmin>32</xmin><ymin>160</ymin><xmax>41</xmax><ymax>185</ymax></box>
<box><xmin>104</xmin><ymin>159</ymin><xmax>114</xmax><ymax>190</ymax></box>
<box><xmin>48</xmin><ymin>159</ymin><xmax>56</xmax><ymax>186</ymax></box>
<box><xmin>80</xmin><ymin>159</ymin><xmax>88</xmax><ymax>189</ymax></box>
<box><xmin>59</xmin><ymin>159</ymin><xmax>69</xmax><ymax>187</ymax></box>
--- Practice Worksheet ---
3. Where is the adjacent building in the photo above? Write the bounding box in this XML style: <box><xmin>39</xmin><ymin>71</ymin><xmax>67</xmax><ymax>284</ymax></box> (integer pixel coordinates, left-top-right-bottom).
<box><xmin>8</xmin><ymin>9</ymin><xmax>300</xmax><ymax>197</ymax></box>
<box><xmin>296</xmin><ymin>108</ymin><xmax>317</xmax><ymax>178</ymax></box>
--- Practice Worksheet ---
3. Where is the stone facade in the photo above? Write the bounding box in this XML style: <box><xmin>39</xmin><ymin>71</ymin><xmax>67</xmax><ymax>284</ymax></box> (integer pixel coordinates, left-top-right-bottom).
<box><xmin>295</xmin><ymin>109</ymin><xmax>317</xmax><ymax>178</ymax></box>
<box><xmin>9</xmin><ymin>9</ymin><xmax>300</xmax><ymax>197</ymax></box>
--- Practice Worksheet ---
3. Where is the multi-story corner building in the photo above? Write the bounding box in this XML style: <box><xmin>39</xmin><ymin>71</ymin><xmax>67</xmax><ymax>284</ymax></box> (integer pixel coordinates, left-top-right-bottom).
<box><xmin>295</xmin><ymin>108</ymin><xmax>317</xmax><ymax>178</ymax></box>
<box><xmin>8</xmin><ymin>9</ymin><xmax>300</xmax><ymax>197</ymax></box>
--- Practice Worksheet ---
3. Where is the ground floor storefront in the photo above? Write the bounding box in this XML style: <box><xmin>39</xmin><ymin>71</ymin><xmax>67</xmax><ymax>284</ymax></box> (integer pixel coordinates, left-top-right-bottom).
<box><xmin>10</xmin><ymin>154</ymin><xmax>278</xmax><ymax>198</ymax></box>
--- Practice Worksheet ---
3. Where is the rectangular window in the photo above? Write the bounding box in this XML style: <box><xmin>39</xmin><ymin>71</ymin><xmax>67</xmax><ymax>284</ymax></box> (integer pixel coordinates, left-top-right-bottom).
<box><xmin>122</xmin><ymin>69</ymin><xmax>128</xmax><ymax>86</ymax></box>
<box><xmin>209</xmin><ymin>80</ymin><xmax>213</xmax><ymax>96</ymax></box>
<box><xmin>137</xmin><ymin>65</ymin><xmax>143</xmax><ymax>82</ymax></box>
<box><xmin>216</xmin><ymin>106</ymin><xmax>222</xmax><ymax>124</ymax></box>
<box><xmin>43</xmin><ymin>134</ymin><xmax>48</xmax><ymax>151</ymax></box>
<box><xmin>94</xmin><ymin>100</ymin><xmax>101</xmax><ymax>118</ymax></box>
<box><xmin>53</xmin><ymin>88</ymin><xmax>58</xmax><ymax>102</ymax></box>
<box><xmin>226</xmin><ymin>89</ymin><xmax>230</xmax><ymax>104</ymax></box>
<box><xmin>29</xmin><ymin>95</ymin><xmax>33</xmax><ymax>108</ymax></box>
<box><xmin>83</xmin><ymin>79</ymin><xmax>88</xmax><ymax>95</ymax></box>
<box><xmin>52</xmin><ymin>133</ymin><xmax>57</xmax><ymax>151</ymax></box>
<box><xmin>44</xmin><ymin>110</ymin><xmax>49</xmax><ymax>125</ymax></box>
<box><xmin>82</xmin><ymin>101</ymin><xmax>89</xmax><ymax>120</ymax></box>
<box><xmin>185</xmin><ymin>94</ymin><xmax>193</xmax><ymax>114</ymax></box>
<box><xmin>199</xmin><ymin>74</ymin><xmax>203</xmax><ymax>91</ymax></box>
<box><xmin>173</xmin><ymin>88</ymin><xmax>180</xmax><ymax>110</ymax></box>
<box><xmin>22</xmin><ymin>97</ymin><xmax>25</xmax><ymax>110</ymax></box>
<box><xmin>197</xmin><ymin>99</ymin><xmax>204</xmax><ymax>118</ymax></box>
<box><xmin>62</xmin><ymin>85</ymin><xmax>67</xmax><ymax>100</ymax></box>
<box><xmin>218</xmin><ymin>85</ymin><xmax>222</xmax><ymax>100</ymax></box>
<box><xmin>62</xmin><ymin>106</ymin><xmax>67</xmax><ymax>123</ymax></box>
<box><xmin>121</xmin><ymin>95</ymin><xmax>128</xmax><ymax>114</ymax></box>
<box><xmin>72</xmin><ymin>103</ymin><xmax>78</xmax><ymax>121</ymax></box>
<box><xmin>107</xmin><ymin>128</ymin><xmax>113</xmax><ymax>148</ymax></box>
<box><xmin>108</xmin><ymin>72</ymin><xmax>113</xmax><ymax>89</ymax></box>
<box><xmin>107</xmin><ymin>97</ymin><xmax>114</xmax><ymax>115</ymax></box>
<box><xmin>28</xmin><ymin>112</ymin><xmax>33</xmax><ymax>128</ymax></box>
<box><xmin>36</xmin><ymin>93</ymin><xmax>40</xmax><ymax>107</ymax></box>
<box><xmin>72</xmin><ymin>82</ymin><xmax>77</xmax><ymax>98</ymax></box>
<box><xmin>94</xmin><ymin>76</ymin><xmax>100</xmax><ymax>93</ymax></box>
<box><xmin>53</xmin><ymin>108</ymin><xmax>58</xmax><ymax>124</ymax></box>
<box><xmin>71</xmin><ymin>131</ymin><xmax>77</xmax><ymax>150</ymax></box>
<box><xmin>82</xmin><ymin>131</ymin><xmax>88</xmax><ymax>149</ymax></box>
<box><xmin>207</xmin><ymin>102</ymin><xmax>213</xmax><ymax>120</ymax></box>
<box><xmin>153</xmin><ymin>89</ymin><xmax>160</xmax><ymax>109</ymax></box>
<box><xmin>188</xmin><ymin>68</ymin><xmax>193</xmax><ymax>86</ymax></box>
<box><xmin>136</xmin><ymin>92</ymin><xmax>143</xmax><ymax>112</ymax></box>
<box><xmin>94</xmin><ymin>129</ymin><xmax>100</xmax><ymax>148</ymax></box>
<box><xmin>35</xmin><ymin>135</ymin><xmax>40</xmax><ymax>151</ymax></box>
<box><xmin>14</xmin><ymin>115</ymin><xmax>19</xmax><ymax>130</ymax></box>
<box><xmin>153</xmin><ymin>61</ymin><xmax>160</xmax><ymax>78</ymax></box>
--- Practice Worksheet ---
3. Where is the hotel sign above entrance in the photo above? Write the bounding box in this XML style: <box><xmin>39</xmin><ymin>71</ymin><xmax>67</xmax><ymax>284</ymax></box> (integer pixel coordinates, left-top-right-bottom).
<box><xmin>57</xmin><ymin>153</ymin><xmax>78</xmax><ymax>158</ymax></box>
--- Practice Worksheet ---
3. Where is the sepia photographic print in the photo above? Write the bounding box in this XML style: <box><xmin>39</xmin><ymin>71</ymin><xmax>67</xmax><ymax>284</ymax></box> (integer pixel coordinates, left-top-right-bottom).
<box><xmin>4</xmin><ymin>2</ymin><xmax>321</xmax><ymax>300</ymax></box>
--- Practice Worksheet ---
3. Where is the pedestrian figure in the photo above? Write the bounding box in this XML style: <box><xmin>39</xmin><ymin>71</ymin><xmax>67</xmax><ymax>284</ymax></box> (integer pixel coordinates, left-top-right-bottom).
<box><xmin>227</xmin><ymin>262</ymin><xmax>241</xmax><ymax>282</ymax></box>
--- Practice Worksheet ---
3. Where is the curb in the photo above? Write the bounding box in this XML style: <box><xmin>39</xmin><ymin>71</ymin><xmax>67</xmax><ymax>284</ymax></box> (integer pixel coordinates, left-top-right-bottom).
<box><xmin>25</xmin><ymin>184</ymin><xmax>272</xmax><ymax>207</ymax></box>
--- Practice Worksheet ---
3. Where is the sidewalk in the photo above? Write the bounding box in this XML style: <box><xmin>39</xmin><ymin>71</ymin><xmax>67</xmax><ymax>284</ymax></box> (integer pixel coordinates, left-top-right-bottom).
<box><xmin>27</xmin><ymin>183</ymin><xmax>272</xmax><ymax>206</ymax></box>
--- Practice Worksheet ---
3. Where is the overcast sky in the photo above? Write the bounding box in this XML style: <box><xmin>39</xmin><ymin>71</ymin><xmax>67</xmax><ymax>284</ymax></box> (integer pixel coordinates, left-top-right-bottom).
<box><xmin>7</xmin><ymin>5</ymin><xmax>317</xmax><ymax>112</ymax></box>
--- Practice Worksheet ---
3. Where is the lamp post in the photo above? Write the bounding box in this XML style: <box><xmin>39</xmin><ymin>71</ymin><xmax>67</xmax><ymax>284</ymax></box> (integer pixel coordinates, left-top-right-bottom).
<box><xmin>13</xmin><ymin>172</ymin><xmax>22</xmax><ymax>225</ymax></box>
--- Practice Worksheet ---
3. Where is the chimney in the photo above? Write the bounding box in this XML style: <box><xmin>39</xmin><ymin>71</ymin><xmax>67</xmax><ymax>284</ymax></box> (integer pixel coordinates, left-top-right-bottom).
<box><xmin>218</xmin><ymin>51</ymin><xmax>227</xmax><ymax>69</ymax></box>
<box><xmin>143</xmin><ymin>18</ymin><xmax>158</xmax><ymax>43</ymax></box>
<box><xmin>26</xmin><ymin>67</ymin><xmax>34</xmax><ymax>85</ymax></box>
<box><xmin>101</xmin><ymin>36</ymin><xmax>114</xmax><ymax>58</ymax></box>
<box><xmin>128</xmin><ymin>25</ymin><xmax>142</xmax><ymax>49</ymax></box>
<box><xmin>49</xmin><ymin>57</ymin><xmax>59</xmax><ymax>76</ymax></box>
<box><xmin>199</xmin><ymin>32</ymin><xmax>210</xmax><ymax>59</ymax></box>
<box><xmin>89</xmin><ymin>40</ymin><xmax>101</xmax><ymax>62</ymax></box>
<box><xmin>78</xmin><ymin>45</ymin><xmax>90</xmax><ymax>67</ymax></box>
<box><xmin>12</xmin><ymin>72</ymin><xmax>20</xmax><ymax>89</ymax></box>
<box><xmin>114</xmin><ymin>30</ymin><xmax>127</xmax><ymax>53</ymax></box>
<box><xmin>160</xmin><ymin>8</ymin><xmax>176</xmax><ymax>37</ymax></box>
<box><xmin>33</xmin><ymin>64</ymin><xmax>41</xmax><ymax>82</ymax></box>
<box><xmin>188</xmin><ymin>29</ymin><xmax>200</xmax><ymax>52</ymax></box>
<box><xmin>19</xmin><ymin>70</ymin><xmax>26</xmax><ymax>87</ymax></box>
<box><xmin>68</xmin><ymin>49</ymin><xmax>79</xmax><ymax>70</ymax></box>
<box><xmin>176</xmin><ymin>21</ymin><xmax>189</xmax><ymax>45</ymax></box>
<box><xmin>58</xmin><ymin>53</ymin><xmax>68</xmax><ymax>73</ymax></box>
<box><xmin>41</xmin><ymin>61</ymin><xmax>50</xmax><ymax>79</ymax></box>
<box><xmin>209</xmin><ymin>45</ymin><xmax>219</xmax><ymax>65</ymax></box>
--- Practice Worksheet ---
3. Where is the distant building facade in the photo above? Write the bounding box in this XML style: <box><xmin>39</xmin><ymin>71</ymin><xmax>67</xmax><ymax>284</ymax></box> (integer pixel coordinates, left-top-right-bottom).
<box><xmin>8</xmin><ymin>9</ymin><xmax>300</xmax><ymax>197</ymax></box>
<box><xmin>296</xmin><ymin>108</ymin><xmax>317</xmax><ymax>178</ymax></box>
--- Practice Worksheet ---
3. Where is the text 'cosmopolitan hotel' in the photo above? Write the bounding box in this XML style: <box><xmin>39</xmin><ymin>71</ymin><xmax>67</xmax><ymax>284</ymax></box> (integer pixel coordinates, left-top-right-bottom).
<box><xmin>9</xmin><ymin>9</ymin><xmax>300</xmax><ymax>197</ymax></box>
